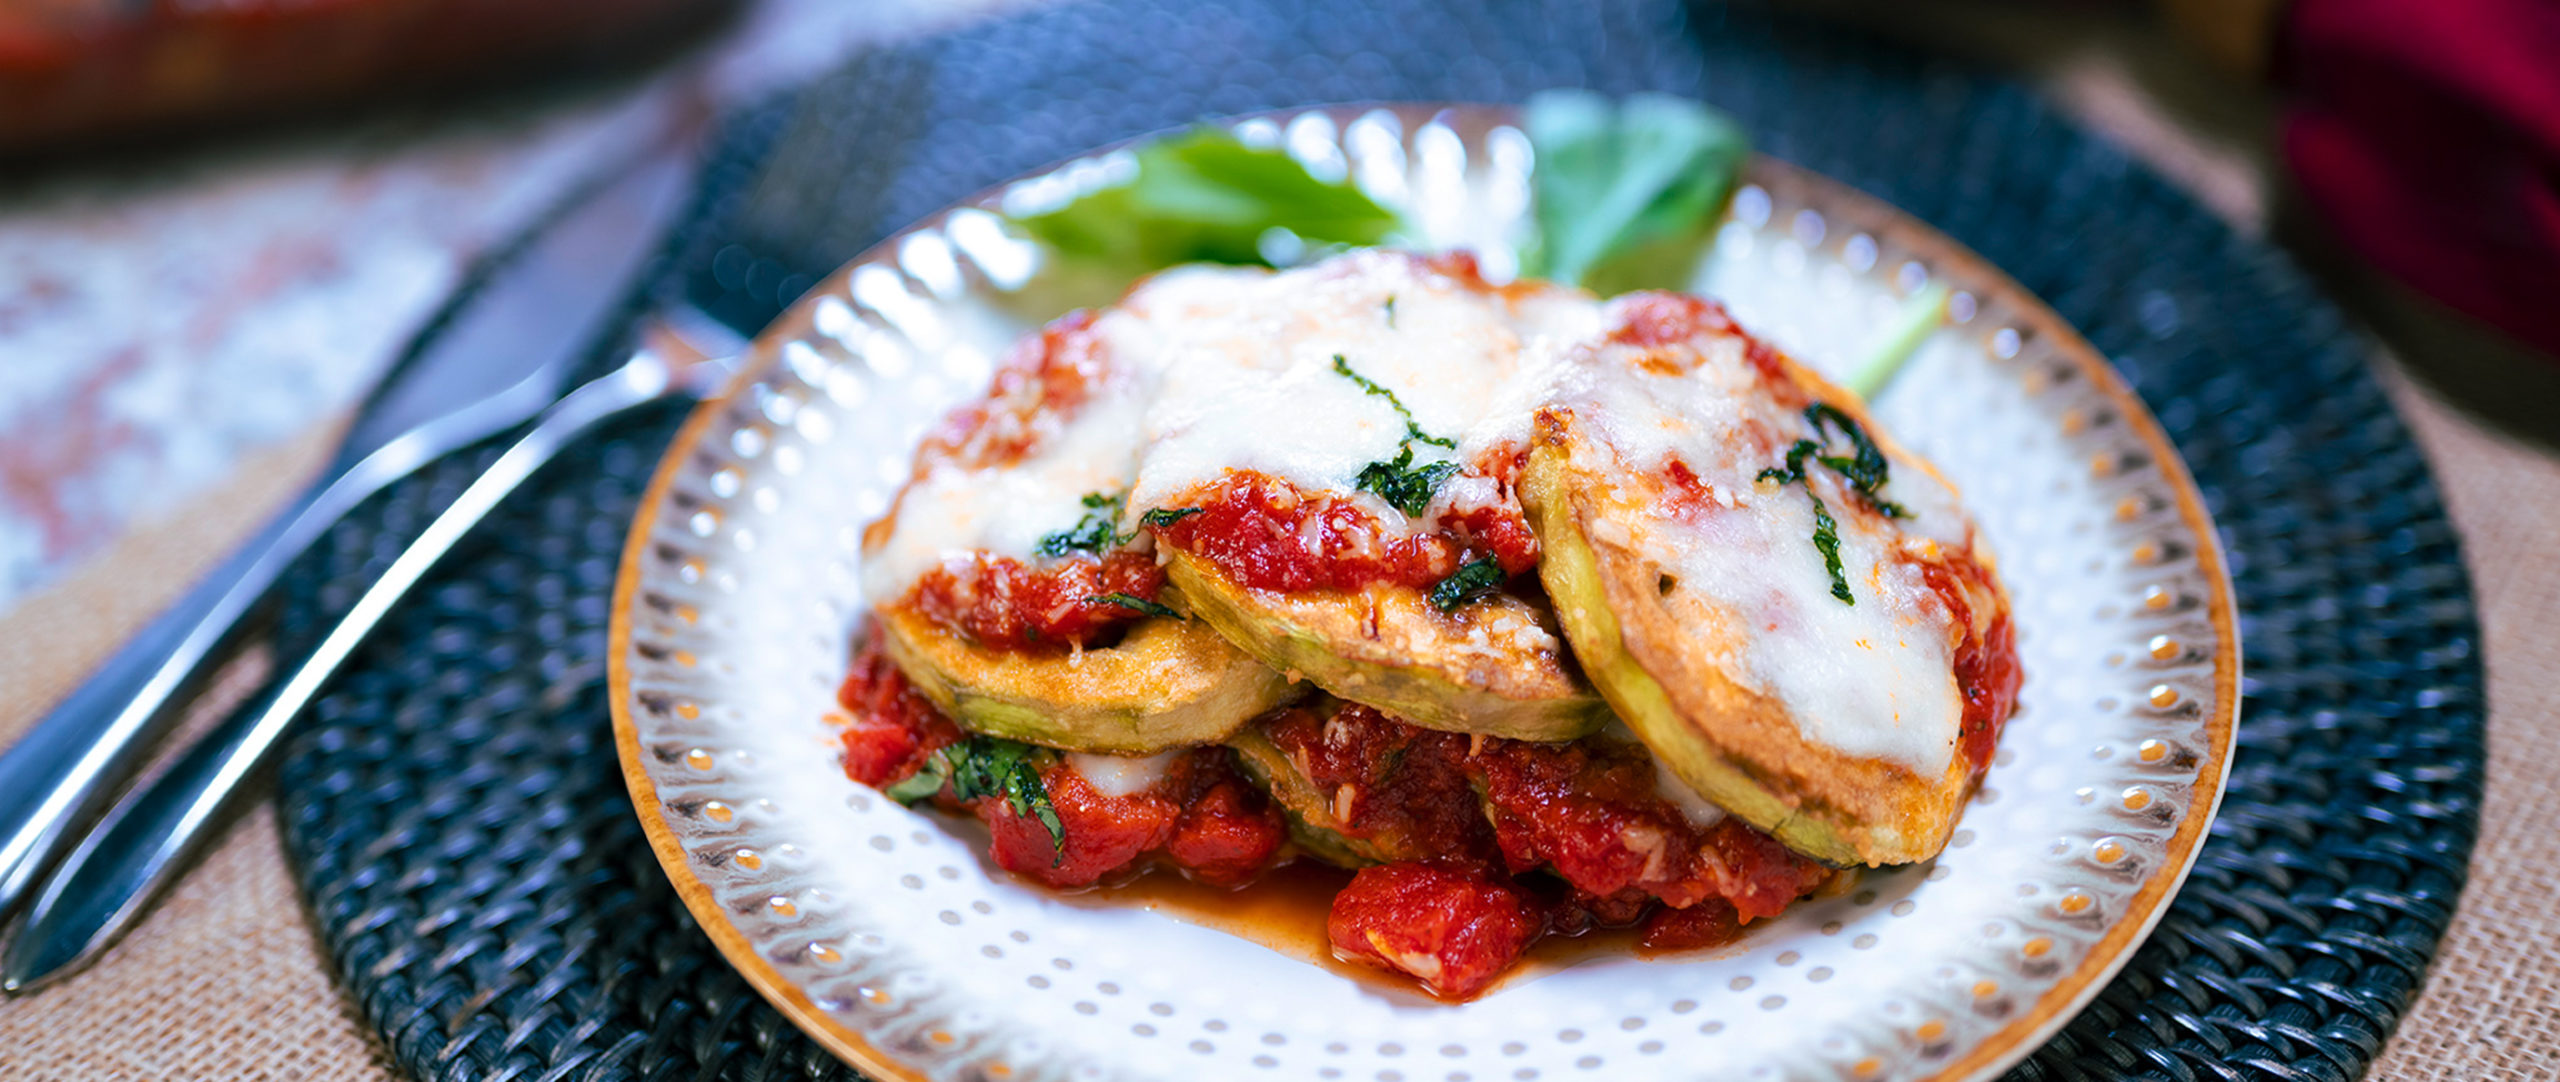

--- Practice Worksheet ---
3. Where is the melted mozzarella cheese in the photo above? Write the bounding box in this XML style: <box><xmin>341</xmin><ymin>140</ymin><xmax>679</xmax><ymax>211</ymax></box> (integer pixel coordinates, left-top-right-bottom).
<box><xmin>1557</xmin><ymin>313</ymin><xmax>1974</xmax><ymax>775</ymax></box>
<box><xmin>860</xmin><ymin>379</ymin><xmax>1148</xmax><ymax>602</ymax></box>
<box><xmin>1119</xmin><ymin>254</ymin><xmax>1603</xmax><ymax>516</ymax></box>
<box><xmin>865</xmin><ymin>254</ymin><xmax>1613</xmax><ymax>602</ymax></box>
<box><xmin>1066</xmin><ymin>750</ymin><xmax>1180</xmax><ymax>797</ymax></box>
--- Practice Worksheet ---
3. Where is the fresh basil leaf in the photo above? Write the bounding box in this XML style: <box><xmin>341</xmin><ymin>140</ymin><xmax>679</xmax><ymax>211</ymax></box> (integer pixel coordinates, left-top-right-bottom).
<box><xmin>1523</xmin><ymin>90</ymin><xmax>1748</xmax><ymax>290</ymax></box>
<box><xmin>1140</xmin><ymin>506</ymin><xmax>1203</xmax><ymax>528</ymax></box>
<box><xmin>1009</xmin><ymin>129</ymin><xmax>1400</xmax><ymax>272</ymax></box>
<box><xmin>1429</xmin><ymin>556</ymin><xmax>1508</xmax><ymax>612</ymax></box>
<box><xmin>1331</xmin><ymin>354</ymin><xmax>1456</xmax><ymax>450</ymax></box>
<box><xmin>1088</xmin><ymin>593</ymin><xmax>1184</xmax><ymax>619</ymax></box>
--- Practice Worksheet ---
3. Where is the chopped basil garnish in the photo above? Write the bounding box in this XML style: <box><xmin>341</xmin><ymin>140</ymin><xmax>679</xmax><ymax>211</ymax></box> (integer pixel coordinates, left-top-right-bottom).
<box><xmin>881</xmin><ymin>757</ymin><xmax>950</xmax><ymax>805</ymax></box>
<box><xmin>1036</xmin><ymin>492</ymin><xmax>1130</xmax><ymax>557</ymax></box>
<box><xmin>1139</xmin><ymin>506</ymin><xmax>1203</xmax><ymax>528</ymax></box>
<box><xmin>1756</xmin><ymin>439</ymin><xmax>1818</xmax><ymax>486</ymax></box>
<box><xmin>1429</xmin><ymin>556</ymin><xmax>1507</xmax><ymax>612</ymax></box>
<box><xmin>1802</xmin><ymin>404</ymin><xmax>1906</xmax><ymax>517</ymax></box>
<box><xmin>886</xmin><ymin>737</ymin><xmax>1066</xmax><ymax>864</ymax></box>
<box><xmin>1383</xmin><ymin>295</ymin><xmax>1398</xmax><ymax>327</ymax></box>
<box><xmin>1332</xmin><ymin>354</ymin><xmax>1455</xmax><ymax>451</ymax></box>
<box><xmin>1088</xmin><ymin>593</ymin><xmax>1183</xmax><ymax>619</ymax></box>
<box><xmin>1810</xmin><ymin>496</ymin><xmax>1851</xmax><ymax>605</ymax></box>
<box><xmin>1355</xmin><ymin>446</ymin><xmax>1464</xmax><ymax>517</ymax></box>
<box><xmin>1757</xmin><ymin>404</ymin><xmax>1905</xmax><ymax>605</ymax></box>
<box><xmin>1336</xmin><ymin>353</ymin><xmax>1464</xmax><ymax>515</ymax></box>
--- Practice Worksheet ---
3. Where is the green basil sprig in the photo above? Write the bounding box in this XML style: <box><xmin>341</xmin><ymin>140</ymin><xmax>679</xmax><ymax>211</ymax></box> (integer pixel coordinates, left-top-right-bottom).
<box><xmin>1521</xmin><ymin>90</ymin><xmax>1748</xmax><ymax>290</ymax></box>
<box><xmin>886</xmin><ymin>737</ymin><xmax>1067</xmax><ymax>863</ymax></box>
<box><xmin>1009</xmin><ymin>129</ymin><xmax>1399</xmax><ymax>270</ymax></box>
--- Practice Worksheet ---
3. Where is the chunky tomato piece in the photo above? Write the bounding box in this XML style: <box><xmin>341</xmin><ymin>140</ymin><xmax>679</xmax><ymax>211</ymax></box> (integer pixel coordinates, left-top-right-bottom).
<box><xmin>1163</xmin><ymin>773</ymin><xmax>1289</xmax><ymax>887</ymax></box>
<box><xmin>1605</xmin><ymin>291</ymin><xmax>1741</xmax><ymax>349</ymax></box>
<box><xmin>984</xmin><ymin>765</ymin><xmax>1179</xmax><ymax>888</ymax></box>
<box><xmin>976</xmin><ymin>749</ymin><xmax>1291</xmax><ymax>889</ymax></box>
<box><xmin>1475</xmin><ymin>737</ymin><xmax>1724</xmax><ymax>907</ymax></box>
<box><xmin>1260</xmin><ymin>701</ymin><xmax>1830</xmax><ymax>920</ymax></box>
<box><xmin>1476</xmin><ymin>735</ymin><xmax>1832</xmax><ymax>917</ymax></box>
<box><xmin>1957</xmin><ymin>613</ymin><xmax>2021</xmax><ymax>776</ymax></box>
<box><xmin>1442</xmin><ymin>501</ymin><xmax>1540</xmax><ymax>576</ymax></box>
<box><xmin>1704</xmin><ymin>818</ymin><xmax>1833</xmax><ymax>921</ymax></box>
<box><xmin>1153</xmin><ymin>471</ymin><xmax>1458</xmax><ymax>592</ymax></box>
<box><xmin>837</xmin><ymin>659</ymin><xmax>1286</xmax><ymax>892</ymax></box>
<box><xmin>836</xmin><ymin>636</ymin><xmax>962</xmax><ymax>786</ymax></box>
<box><xmin>1603</xmin><ymin>292</ymin><xmax>1805</xmax><ymax>406</ymax></box>
<box><xmin>905</xmin><ymin>548</ymin><xmax>1167</xmax><ymax>652</ymax></box>
<box><xmin>1328</xmin><ymin>861</ymin><xmax>1543</xmax><ymax>1000</ymax></box>
<box><xmin>1638</xmin><ymin>897</ymin><xmax>1743</xmax><ymax>952</ymax></box>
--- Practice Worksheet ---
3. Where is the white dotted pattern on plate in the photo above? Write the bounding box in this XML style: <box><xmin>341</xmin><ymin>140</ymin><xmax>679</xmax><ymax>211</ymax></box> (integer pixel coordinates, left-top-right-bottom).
<box><xmin>617</xmin><ymin>105</ymin><xmax>2234</xmax><ymax>1082</ymax></box>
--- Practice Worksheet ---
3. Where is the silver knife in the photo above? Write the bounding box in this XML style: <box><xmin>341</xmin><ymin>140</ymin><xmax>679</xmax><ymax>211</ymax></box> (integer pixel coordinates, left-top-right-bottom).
<box><xmin>2</xmin><ymin>312</ymin><xmax>742</xmax><ymax>990</ymax></box>
<box><xmin>0</xmin><ymin>132</ymin><xmax>701</xmax><ymax>924</ymax></box>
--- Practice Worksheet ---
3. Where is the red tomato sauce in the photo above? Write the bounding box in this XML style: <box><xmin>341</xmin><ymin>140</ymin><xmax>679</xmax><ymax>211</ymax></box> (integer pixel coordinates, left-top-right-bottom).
<box><xmin>1256</xmin><ymin>700</ymin><xmax>1832</xmax><ymax>998</ymax></box>
<box><xmin>1910</xmin><ymin>550</ymin><xmax>2023</xmax><ymax>779</ymax></box>
<box><xmin>913</xmin><ymin>309</ymin><xmax>1109</xmax><ymax>472</ymax></box>
<box><xmin>837</xmin><ymin>631</ymin><xmax>1286</xmax><ymax>890</ymax></box>
<box><xmin>838</xmin><ymin>641</ymin><xmax>1833</xmax><ymax>999</ymax></box>
<box><xmin>901</xmin><ymin>549</ymin><xmax>1166</xmax><ymax>653</ymax></box>
<box><xmin>1604</xmin><ymin>291</ymin><xmax>1808</xmax><ymax>408</ymax></box>
<box><xmin>1148</xmin><ymin>466</ymin><xmax>1539</xmax><ymax>595</ymax></box>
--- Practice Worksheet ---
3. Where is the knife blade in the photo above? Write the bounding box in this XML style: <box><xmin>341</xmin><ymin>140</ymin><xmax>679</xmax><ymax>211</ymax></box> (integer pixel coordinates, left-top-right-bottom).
<box><xmin>0</xmin><ymin>130</ymin><xmax>703</xmax><ymax>921</ymax></box>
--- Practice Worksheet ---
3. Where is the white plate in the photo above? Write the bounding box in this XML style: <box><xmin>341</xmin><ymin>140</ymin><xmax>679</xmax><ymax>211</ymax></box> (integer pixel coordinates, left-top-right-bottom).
<box><xmin>610</xmin><ymin>104</ymin><xmax>2238</xmax><ymax>1082</ymax></box>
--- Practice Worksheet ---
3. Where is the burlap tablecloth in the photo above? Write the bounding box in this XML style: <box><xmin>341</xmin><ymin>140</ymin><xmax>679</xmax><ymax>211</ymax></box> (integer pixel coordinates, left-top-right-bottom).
<box><xmin>1</xmin><ymin>16</ymin><xmax>2554</xmax><ymax>1082</ymax></box>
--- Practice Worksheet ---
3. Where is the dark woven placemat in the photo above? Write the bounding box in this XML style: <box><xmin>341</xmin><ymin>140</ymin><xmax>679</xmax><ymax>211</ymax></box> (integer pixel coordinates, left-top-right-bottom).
<box><xmin>267</xmin><ymin>1</ymin><xmax>2487</xmax><ymax>1080</ymax></box>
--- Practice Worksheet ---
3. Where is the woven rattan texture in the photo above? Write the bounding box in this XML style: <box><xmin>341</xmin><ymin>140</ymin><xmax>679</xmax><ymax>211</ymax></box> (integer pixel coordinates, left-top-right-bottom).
<box><xmin>268</xmin><ymin>1</ymin><xmax>2487</xmax><ymax>1080</ymax></box>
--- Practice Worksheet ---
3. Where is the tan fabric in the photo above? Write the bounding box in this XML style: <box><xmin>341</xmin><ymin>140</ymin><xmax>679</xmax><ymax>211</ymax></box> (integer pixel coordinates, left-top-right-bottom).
<box><xmin>0</xmin><ymin>806</ymin><xmax>396</xmax><ymax>1082</ymax></box>
<box><xmin>0</xmin><ymin>424</ymin><xmax>395</xmax><ymax>1082</ymax></box>
<box><xmin>2365</xmin><ymin>367</ymin><xmax>2560</xmax><ymax>1080</ymax></box>
<box><xmin>1</xmin><ymin>10</ymin><xmax>2555</xmax><ymax>1081</ymax></box>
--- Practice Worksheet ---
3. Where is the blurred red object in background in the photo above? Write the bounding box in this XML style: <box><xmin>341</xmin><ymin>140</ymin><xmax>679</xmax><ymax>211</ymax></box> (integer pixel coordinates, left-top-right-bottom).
<box><xmin>2278</xmin><ymin>0</ymin><xmax>2560</xmax><ymax>360</ymax></box>
<box><xmin>0</xmin><ymin>0</ymin><xmax>740</xmax><ymax>156</ymax></box>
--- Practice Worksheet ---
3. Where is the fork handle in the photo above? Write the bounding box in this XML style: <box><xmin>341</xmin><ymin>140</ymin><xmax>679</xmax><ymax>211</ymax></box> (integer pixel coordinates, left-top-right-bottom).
<box><xmin>0</xmin><ymin>351</ymin><xmax>710</xmax><ymax>992</ymax></box>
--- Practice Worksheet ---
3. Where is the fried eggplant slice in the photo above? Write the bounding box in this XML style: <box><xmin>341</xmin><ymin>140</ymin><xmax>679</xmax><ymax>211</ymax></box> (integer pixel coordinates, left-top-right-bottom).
<box><xmin>875</xmin><ymin>601</ymin><xmax>1295</xmax><ymax>753</ymax></box>
<box><xmin>1520</xmin><ymin>293</ymin><xmax>2019</xmax><ymax>867</ymax></box>
<box><xmin>1166</xmin><ymin>546</ymin><xmax>1605</xmax><ymax>741</ymax></box>
<box><xmin>1121</xmin><ymin>251</ymin><xmax>1614</xmax><ymax>740</ymax></box>
<box><xmin>1223</xmin><ymin>723</ymin><xmax>1383</xmax><ymax>867</ymax></box>
<box><xmin>860</xmin><ymin>296</ymin><xmax>1291</xmax><ymax>752</ymax></box>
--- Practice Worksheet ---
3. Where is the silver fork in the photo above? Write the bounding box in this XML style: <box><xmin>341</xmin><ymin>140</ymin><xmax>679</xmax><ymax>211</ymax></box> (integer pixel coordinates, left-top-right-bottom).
<box><xmin>1</xmin><ymin>316</ymin><xmax>744</xmax><ymax>990</ymax></box>
<box><xmin>0</xmin><ymin>139</ymin><xmax>705</xmax><ymax>928</ymax></box>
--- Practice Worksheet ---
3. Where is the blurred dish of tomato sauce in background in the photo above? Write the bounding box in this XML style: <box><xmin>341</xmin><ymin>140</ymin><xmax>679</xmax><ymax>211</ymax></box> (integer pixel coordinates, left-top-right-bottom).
<box><xmin>0</xmin><ymin>0</ymin><xmax>741</xmax><ymax>157</ymax></box>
